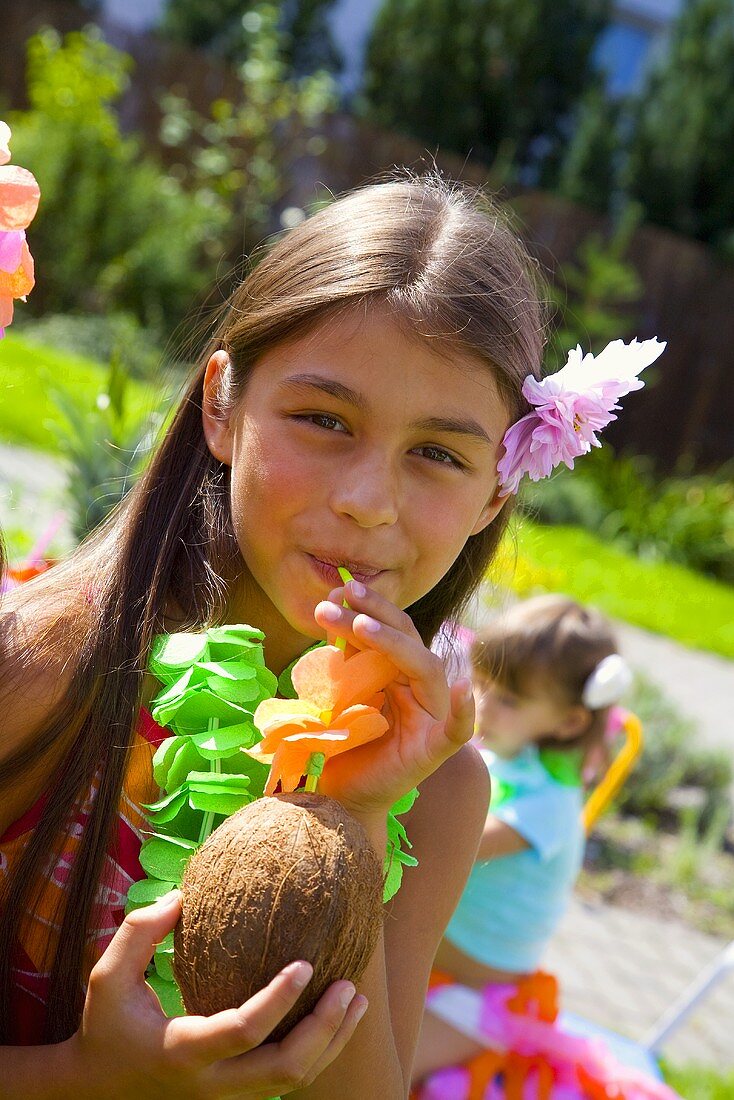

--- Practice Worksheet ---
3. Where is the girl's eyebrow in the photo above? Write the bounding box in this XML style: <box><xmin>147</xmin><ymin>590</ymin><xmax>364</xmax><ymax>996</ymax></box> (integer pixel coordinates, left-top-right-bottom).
<box><xmin>279</xmin><ymin>373</ymin><xmax>496</xmax><ymax>447</ymax></box>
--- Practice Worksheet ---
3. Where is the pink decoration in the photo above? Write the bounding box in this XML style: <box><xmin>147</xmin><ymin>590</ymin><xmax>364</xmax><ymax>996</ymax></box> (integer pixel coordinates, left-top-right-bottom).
<box><xmin>0</xmin><ymin>122</ymin><xmax>40</xmax><ymax>338</ymax></box>
<box><xmin>497</xmin><ymin>339</ymin><xmax>666</xmax><ymax>496</ymax></box>
<box><xmin>0</xmin><ymin>229</ymin><xmax>25</xmax><ymax>273</ymax></box>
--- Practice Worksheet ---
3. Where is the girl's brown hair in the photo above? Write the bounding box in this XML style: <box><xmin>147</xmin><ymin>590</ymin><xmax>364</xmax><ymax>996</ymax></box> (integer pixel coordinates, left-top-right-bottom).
<box><xmin>471</xmin><ymin>594</ymin><xmax>620</xmax><ymax>751</ymax></box>
<box><xmin>0</xmin><ymin>173</ymin><xmax>545</xmax><ymax>1041</ymax></box>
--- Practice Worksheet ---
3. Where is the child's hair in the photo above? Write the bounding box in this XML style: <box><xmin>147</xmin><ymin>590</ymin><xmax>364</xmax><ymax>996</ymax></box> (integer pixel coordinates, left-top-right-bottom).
<box><xmin>0</xmin><ymin>172</ymin><xmax>545</xmax><ymax>1041</ymax></box>
<box><xmin>471</xmin><ymin>594</ymin><xmax>620</xmax><ymax>751</ymax></box>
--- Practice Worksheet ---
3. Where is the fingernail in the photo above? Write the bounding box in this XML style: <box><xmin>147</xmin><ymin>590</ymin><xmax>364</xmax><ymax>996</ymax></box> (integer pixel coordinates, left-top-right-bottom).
<box><xmin>285</xmin><ymin>960</ymin><xmax>313</xmax><ymax>989</ymax></box>
<box><xmin>456</xmin><ymin>677</ymin><xmax>472</xmax><ymax>704</ymax></box>
<box><xmin>350</xmin><ymin>580</ymin><xmax>366</xmax><ymax>598</ymax></box>
<box><xmin>156</xmin><ymin>889</ymin><xmax>181</xmax><ymax>908</ymax></box>
<box><xmin>353</xmin><ymin>995</ymin><xmax>368</xmax><ymax>1021</ymax></box>
<box><xmin>319</xmin><ymin>601</ymin><xmax>342</xmax><ymax>622</ymax></box>
<box><xmin>338</xmin><ymin>982</ymin><xmax>356</xmax><ymax>1009</ymax></box>
<box><xmin>357</xmin><ymin>615</ymin><xmax>380</xmax><ymax>634</ymax></box>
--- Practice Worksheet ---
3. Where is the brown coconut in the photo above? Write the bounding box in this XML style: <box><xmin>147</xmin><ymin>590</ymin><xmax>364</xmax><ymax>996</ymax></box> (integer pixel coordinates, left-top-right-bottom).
<box><xmin>173</xmin><ymin>793</ymin><xmax>384</xmax><ymax>1039</ymax></box>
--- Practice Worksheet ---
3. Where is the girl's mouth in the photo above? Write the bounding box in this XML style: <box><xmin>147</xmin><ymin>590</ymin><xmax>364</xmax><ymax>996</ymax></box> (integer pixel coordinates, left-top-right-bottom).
<box><xmin>306</xmin><ymin>554</ymin><xmax>386</xmax><ymax>587</ymax></box>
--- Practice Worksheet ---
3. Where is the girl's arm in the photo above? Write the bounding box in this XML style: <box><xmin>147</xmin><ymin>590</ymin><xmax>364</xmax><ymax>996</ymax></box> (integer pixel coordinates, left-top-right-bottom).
<box><xmin>293</xmin><ymin>745</ymin><xmax>490</xmax><ymax>1099</ymax></box>
<box><xmin>476</xmin><ymin>814</ymin><xmax>529</xmax><ymax>862</ymax></box>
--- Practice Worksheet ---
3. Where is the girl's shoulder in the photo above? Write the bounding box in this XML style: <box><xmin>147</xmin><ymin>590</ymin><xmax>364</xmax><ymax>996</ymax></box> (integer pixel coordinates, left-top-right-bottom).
<box><xmin>0</xmin><ymin>592</ymin><xmax>83</xmax><ymax>832</ymax></box>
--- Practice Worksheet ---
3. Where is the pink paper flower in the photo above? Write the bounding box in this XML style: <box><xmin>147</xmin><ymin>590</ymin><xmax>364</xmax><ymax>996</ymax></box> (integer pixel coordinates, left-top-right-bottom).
<box><xmin>497</xmin><ymin>338</ymin><xmax>666</xmax><ymax>496</ymax></box>
<box><xmin>0</xmin><ymin>122</ymin><xmax>40</xmax><ymax>339</ymax></box>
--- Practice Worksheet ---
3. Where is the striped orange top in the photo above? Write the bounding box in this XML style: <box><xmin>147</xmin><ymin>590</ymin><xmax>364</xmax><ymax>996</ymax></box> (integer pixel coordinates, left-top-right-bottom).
<box><xmin>0</xmin><ymin>709</ymin><xmax>168</xmax><ymax>1044</ymax></box>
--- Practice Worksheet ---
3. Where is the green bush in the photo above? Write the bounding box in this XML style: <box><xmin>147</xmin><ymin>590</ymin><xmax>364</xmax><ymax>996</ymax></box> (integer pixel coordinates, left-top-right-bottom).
<box><xmin>17</xmin><ymin>312</ymin><xmax>166</xmax><ymax>381</ymax></box>
<box><xmin>9</xmin><ymin>27</ymin><xmax>228</xmax><ymax>338</ymax></box>
<box><xmin>47</xmin><ymin>356</ymin><xmax>169</xmax><ymax>540</ymax></box>
<box><xmin>522</xmin><ymin>448</ymin><xmax>734</xmax><ymax>584</ymax></box>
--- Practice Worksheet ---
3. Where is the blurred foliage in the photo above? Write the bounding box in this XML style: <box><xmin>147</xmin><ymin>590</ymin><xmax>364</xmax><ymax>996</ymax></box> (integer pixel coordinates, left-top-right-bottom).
<box><xmin>8</xmin><ymin>27</ymin><xmax>229</xmax><ymax>339</ymax></box>
<box><xmin>544</xmin><ymin>205</ymin><xmax>643</xmax><ymax>373</ymax></box>
<box><xmin>625</xmin><ymin>0</ymin><xmax>734</xmax><ymax>253</ymax></box>
<box><xmin>162</xmin><ymin>0</ymin><xmax>342</xmax><ymax>75</ymax></box>
<box><xmin>0</xmin><ymin>332</ymin><xmax>157</xmax><ymax>455</ymax></box>
<box><xmin>158</xmin><ymin>2</ymin><xmax>336</xmax><ymax>258</ymax></box>
<box><xmin>17</xmin><ymin>312</ymin><xmax>165</xmax><ymax>380</ymax></box>
<box><xmin>47</xmin><ymin>356</ymin><xmax>168</xmax><ymax>540</ymax></box>
<box><xmin>555</xmin><ymin>85</ymin><xmax>623</xmax><ymax>213</ymax></box>
<box><xmin>523</xmin><ymin>448</ymin><xmax>734</xmax><ymax>585</ymax></box>
<box><xmin>617</xmin><ymin>674</ymin><xmax>732</xmax><ymax>829</ymax></box>
<box><xmin>661</xmin><ymin>1062</ymin><xmax>734</xmax><ymax>1100</ymax></box>
<box><xmin>363</xmin><ymin>0</ymin><xmax>610</xmax><ymax>183</ymax></box>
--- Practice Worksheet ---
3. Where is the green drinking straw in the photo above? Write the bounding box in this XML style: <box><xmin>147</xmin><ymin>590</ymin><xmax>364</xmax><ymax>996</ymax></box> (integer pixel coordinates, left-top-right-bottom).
<box><xmin>335</xmin><ymin>566</ymin><xmax>354</xmax><ymax>653</ymax></box>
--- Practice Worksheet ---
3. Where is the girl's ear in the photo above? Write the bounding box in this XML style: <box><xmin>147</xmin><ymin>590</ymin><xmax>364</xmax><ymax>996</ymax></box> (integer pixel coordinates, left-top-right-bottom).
<box><xmin>469</xmin><ymin>483</ymin><xmax>509</xmax><ymax>536</ymax></box>
<box><xmin>202</xmin><ymin>351</ymin><xmax>234</xmax><ymax>467</ymax></box>
<box><xmin>556</xmin><ymin>704</ymin><xmax>592</xmax><ymax>741</ymax></box>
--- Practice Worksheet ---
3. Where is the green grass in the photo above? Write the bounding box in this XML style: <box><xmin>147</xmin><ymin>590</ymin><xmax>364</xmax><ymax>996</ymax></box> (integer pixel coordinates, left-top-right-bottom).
<box><xmin>0</xmin><ymin>332</ymin><xmax>158</xmax><ymax>453</ymax></box>
<box><xmin>493</xmin><ymin>519</ymin><xmax>734</xmax><ymax>659</ymax></box>
<box><xmin>661</xmin><ymin>1061</ymin><xmax>734</xmax><ymax>1099</ymax></box>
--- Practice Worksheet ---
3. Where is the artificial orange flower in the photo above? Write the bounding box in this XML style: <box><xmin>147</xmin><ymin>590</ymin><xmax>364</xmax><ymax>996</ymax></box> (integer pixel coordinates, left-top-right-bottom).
<box><xmin>248</xmin><ymin>645</ymin><xmax>397</xmax><ymax>795</ymax></box>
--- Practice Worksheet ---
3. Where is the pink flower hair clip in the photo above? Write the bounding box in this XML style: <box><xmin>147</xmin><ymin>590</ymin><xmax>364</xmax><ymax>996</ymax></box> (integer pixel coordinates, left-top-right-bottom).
<box><xmin>497</xmin><ymin>338</ymin><xmax>666</xmax><ymax>496</ymax></box>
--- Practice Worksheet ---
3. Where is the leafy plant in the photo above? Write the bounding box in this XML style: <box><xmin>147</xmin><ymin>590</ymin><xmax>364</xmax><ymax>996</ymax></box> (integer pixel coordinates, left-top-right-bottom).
<box><xmin>47</xmin><ymin>356</ymin><xmax>169</xmax><ymax>540</ymax></box>
<box><xmin>522</xmin><ymin>447</ymin><xmax>734</xmax><ymax>584</ymax></box>
<box><xmin>162</xmin><ymin>0</ymin><xmax>342</xmax><ymax>75</ymax></box>
<box><xmin>544</xmin><ymin>204</ymin><xmax>643</xmax><ymax>373</ymax></box>
<box><xmin>17</xmin><ymin>312</ymin><xmax>166</xmax><ymax>381</ymax></box>
<box><xmin>363</xmin><ymin>0</ymin><xmax>610</xmax><ymax>183</ymax></box>
<box><xmin>8</xmin><ymin>27</ymin><xmax>228</xmax><ymax>336</ymax></box>
<box><xmin>158</xmin><ymin>2</ymin><xmax>337</xmax><ymax>257</ymax></box>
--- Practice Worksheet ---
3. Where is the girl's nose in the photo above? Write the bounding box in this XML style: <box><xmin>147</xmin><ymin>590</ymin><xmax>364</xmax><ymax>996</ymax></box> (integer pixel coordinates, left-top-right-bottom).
<box><xmin>329</xmin><ymin>452</ymin><xmax>399</xmax><ymax>528</ymax></box>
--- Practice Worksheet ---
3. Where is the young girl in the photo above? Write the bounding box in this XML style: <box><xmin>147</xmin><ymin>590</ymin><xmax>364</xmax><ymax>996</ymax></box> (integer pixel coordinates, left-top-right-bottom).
<box><xmin>0</xmin><ymin>173</ymin><xmax>659</xmax><ymax>1097</ymax></box>
<box><xmin>412</xmin><ymin>595</ymin><xmax>634</xmax><ymax>1091</ymax></box>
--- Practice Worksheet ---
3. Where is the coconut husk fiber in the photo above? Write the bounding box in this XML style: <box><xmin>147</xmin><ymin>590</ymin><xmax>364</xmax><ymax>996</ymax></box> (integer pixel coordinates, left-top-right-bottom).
<box><xmin>174</xmin><ymin>793</ymin><xmax>384</xmax><ymax>1039</ymax></box>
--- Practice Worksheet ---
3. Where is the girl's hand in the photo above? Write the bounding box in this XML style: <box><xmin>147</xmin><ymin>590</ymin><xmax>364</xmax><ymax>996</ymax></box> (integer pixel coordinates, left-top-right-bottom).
<box><xmin>313</xmin><ymin>581</ymin><xmax>475</xmax><ymax>818</ymax></box>
<box><xmin>66</xmin><ymin>890</ymin><xmax>367</xmax><ymax>1100</ymax></box>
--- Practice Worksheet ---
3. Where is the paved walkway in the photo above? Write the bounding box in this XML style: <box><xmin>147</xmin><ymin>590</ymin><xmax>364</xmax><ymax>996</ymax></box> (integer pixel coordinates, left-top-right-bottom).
<box><xmin>613</xmin><ymin>619</ymin><xmax>734</xmax><ymax>764</ymax></box>
<box><xmin>546</xmin><ymin>895</ymin><xmax>734</xmax><ymax>1070</ymax></box>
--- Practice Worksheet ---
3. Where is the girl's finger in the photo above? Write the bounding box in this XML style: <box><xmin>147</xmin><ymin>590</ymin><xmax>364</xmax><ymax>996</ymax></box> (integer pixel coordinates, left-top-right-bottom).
<box><xmin>327</xmin><ymin>581</ymin><xmax>421</xmax><ymax>639</ymax></box>
<box><xmin>172</xmin><ymin>960</ymin><xmax>315</xmax><ymax>1063</ymax></box>
<box><xmin>343</xmin><ymin>612</ymin><xmax>448</xmax><ymax>719</ymax></box>
<box><xmin>210</xmin><ymin>981</ymin><xmax>362</xmax><ymax>1092</ymax></box>
<box><xmin>280</xmin><ymin>992</ymin><xmax>369</xmax><ymax>1088</ymax></box>
<box><xmin>444</xmin><ymin>677</ymin><xmax>476</xmax><ymax>749</ymax></box>
<box><xmin>95</xmin><ymin>890</ymin><xmax>182</xmax><ymax>989</ymax></box>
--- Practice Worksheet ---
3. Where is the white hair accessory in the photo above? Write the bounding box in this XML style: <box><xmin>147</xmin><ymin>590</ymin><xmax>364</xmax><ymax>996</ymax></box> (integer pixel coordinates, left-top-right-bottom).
<box><xmin>582</xmin><ymin>654</ymin><xmax>633</xmax><ymax>709</ymax></box>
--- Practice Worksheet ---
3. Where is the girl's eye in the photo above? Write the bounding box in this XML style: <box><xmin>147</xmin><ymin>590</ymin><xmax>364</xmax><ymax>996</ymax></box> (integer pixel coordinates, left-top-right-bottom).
<box><xmin>297</xmin><ymin>413</ymin><xmax>348</xmax><ymax>433</ymax></box>
<box><xmin>414</xmin><ymin>445</ymin><xmax>465</xmax><ymax>469</ymax></box>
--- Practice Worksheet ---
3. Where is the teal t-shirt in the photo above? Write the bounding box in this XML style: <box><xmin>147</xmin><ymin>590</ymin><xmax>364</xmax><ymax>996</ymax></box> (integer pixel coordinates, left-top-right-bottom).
<box><xmin>445</xmin><ymin>744</ymin><xmax>584</xmax><ymax>973</ymax></box>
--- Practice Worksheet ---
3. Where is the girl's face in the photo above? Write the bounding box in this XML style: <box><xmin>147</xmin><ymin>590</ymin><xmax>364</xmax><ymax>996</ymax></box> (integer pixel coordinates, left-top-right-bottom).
<box><xmin>472</xmin><ymin>671</ymin><xmax>588</xmax><ymax>758</ymax></box>
<box><xmin>203</xmin><ymin>309</ymin><xmax>511</xmax><ymax>666</ymax></box>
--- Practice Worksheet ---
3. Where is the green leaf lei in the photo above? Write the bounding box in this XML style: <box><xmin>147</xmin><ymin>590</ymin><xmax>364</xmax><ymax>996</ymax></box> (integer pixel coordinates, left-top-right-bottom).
<box><xmin>127</xmin><ymin>625</ymin><xmax>418</xmax><ymax>1017</ymax></box>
